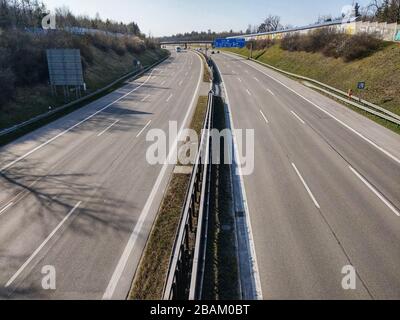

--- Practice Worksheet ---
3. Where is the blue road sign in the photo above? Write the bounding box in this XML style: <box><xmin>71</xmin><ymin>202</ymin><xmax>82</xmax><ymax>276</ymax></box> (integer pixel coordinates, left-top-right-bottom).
<box><xmin>357</xmin><ymin>82</ymin><xmax>366</xmax><ymax>90</ymax></box>
<box><xmin>214</xmin><ymin>38</ymin><xmax>246</xmax><ymax>48</ymax></box>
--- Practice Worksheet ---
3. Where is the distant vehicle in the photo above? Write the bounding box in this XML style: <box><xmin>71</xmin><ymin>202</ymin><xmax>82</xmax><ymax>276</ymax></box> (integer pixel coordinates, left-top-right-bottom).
<box><xmin>211</xmin><ymin>51</ymin><xmax>215</xmax><ymax>54</ymax></box>
<box><xmin>217</xmin><ymin>50</ymin><xmax>220</xmax><ymax>54</ymax></box>
<box><xmin>176</xmin><ymin>46</ymin><xmax>182</xmax><ymax>53</ymax></box>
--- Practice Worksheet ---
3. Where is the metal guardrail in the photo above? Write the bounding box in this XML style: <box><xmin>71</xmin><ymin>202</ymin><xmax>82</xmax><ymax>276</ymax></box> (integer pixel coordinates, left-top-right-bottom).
<box><xmin>225</xmin><ymin>51</ymin><xmax>400</xmax><ymax>126</ymax></box>
<box><xmin>304</xmin><ymin>82</ymin><xmax>400</xmax><ymax>126</ymax></box>
<box><xmin>163</xmin><ymin>91</ymin><xmax>214</xmax><ymax>300</ymax></box>
<box><xmin>0</xmin><ymin>54</ymin><xmax>171</xmax><ymax>138</ymax></box>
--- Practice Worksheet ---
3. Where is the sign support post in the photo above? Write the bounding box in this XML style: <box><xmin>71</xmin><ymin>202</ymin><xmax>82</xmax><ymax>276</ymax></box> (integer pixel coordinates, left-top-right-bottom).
<box><xmin>357</xmin><ymin>81</ymin><xmax>366</xmax><ymax>103</ymax></box>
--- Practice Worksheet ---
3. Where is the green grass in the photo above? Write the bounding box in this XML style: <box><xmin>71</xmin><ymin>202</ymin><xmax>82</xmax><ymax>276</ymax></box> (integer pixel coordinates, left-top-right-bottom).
<box><xmin>198</xmin><ymin>53</ymin><xmax>212</xmax><ymax>83</ymax></box>
<box><xmin>225</xmin><ymin>43</ymin><xmax>400</xmax><ymax>117</ymax></box>
<box><xmin>315</xmin><ymin>87</ymin><xmax>400</xmax><ymax>136</ymax></box>
<box><xmin>129</xmin><ymin>96</ymin><xmax>209</xmax><ymax>300</ymax></box>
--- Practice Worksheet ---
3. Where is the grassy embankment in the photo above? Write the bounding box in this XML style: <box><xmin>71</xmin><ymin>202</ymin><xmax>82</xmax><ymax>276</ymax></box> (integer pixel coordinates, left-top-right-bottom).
<box><xmin>129</xmin><ymin>52</ymin><xmax>212</xmax><ymax>301</ymax></box>
<box><xmin>225</xmin><ymin>43</ymin><xmax>400</xmax><ymax>133</ymax></box>
<box><xmin>0</xmin><ymin>46</ymin><xmax>168</xmax><ymax>132</ymax></box>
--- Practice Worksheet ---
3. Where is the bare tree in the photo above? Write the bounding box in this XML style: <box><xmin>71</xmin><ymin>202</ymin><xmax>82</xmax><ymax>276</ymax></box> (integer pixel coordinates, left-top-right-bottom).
<box><xmin>257</xmin><ymin>15</ymin><xmax>282</xmax><ymax>33</ymax></box>
<box><xmin>245</xmin><ymin>24</ymin><xmax>252</xmax><ymax>34</ymax></box>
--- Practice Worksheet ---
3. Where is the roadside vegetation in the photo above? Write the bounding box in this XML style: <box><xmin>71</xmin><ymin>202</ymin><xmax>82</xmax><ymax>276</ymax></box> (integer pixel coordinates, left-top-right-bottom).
<box><xmin>280</xmin><ymin>29</ymin><xmax>386</xmax><ymax>62</ymax></box>
<box><xmin>130</xmin><ymin>95</ymin><xmax>209</xmax><ymax>300</ymax></box>
<box><xmin>225</xmin><ymin>38</ymin><xmax>400</xmax><ymax>117</ymax></box>
<box><xmin>0</xmin><ymin>0</ymin><xmax>165</xmax><ymax>132</ymax></box>
<box><xmin>197</xmin><ymin>53</ymin><xmax>212</xmax><ymax>83</ymax></box>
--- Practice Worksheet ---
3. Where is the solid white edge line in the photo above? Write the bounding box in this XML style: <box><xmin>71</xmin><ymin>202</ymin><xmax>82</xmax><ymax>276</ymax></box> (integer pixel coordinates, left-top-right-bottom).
<box><xmin>349</xmin><ymin>166</ymin><xmax>400</xmax><ymax>217</ymax></box>
<box><xmin>5</xmin><ymin>201</ymin><xmax>82</xmax><ymax>287</ymax></box>
<box><xmin>237</xmin><ymin>56</ymin><xmax>400</xmax><ymax>166</ymax></box>
<box><xmin>136</xmin><ymin>120</ymin><xmax>152</xmax><ymax>138</ymax></box>
<box><xmin>219</xmin><ymin>60</ymin><xmax>263</xmax><ymax>300</ymax></box>
<box><xmin>102</xmin><ymin>51</ymin><xmax>204</xmax><ymax>300</ymax></box>
<box><xmin>0</xmin><ymin>202</ymin><xmax>14</xmax><ymax>216</ymax></box>
<box><xmin>0</xmin><ymin>68</ymin><xmax>160</xmax><ymax>173</ymax></box>
<box><xmin>292</xmin><ymin>163</ymin><xmax>321</xmax><ymax>209</ymax></box>
<box><xmin>259</xmin><ymin>110</ymin><xmax>269</xmax><ymax>124</ymax></box>
<box><xmin>97</xmin><ymin>120</ymin><xmax>120</xmax><ymax>137</ymax></box>
<box><xmin>291</xmin><ymin>110</ymin><xmax>306</xmax><ymax>124</ymax></box>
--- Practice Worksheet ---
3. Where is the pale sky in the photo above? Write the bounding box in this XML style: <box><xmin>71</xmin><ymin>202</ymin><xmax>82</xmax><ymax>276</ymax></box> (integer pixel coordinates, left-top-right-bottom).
<box><xmin>42</xmin><ymin>0</ymin><xmax>371</xmax><ymax>37</ymax></box>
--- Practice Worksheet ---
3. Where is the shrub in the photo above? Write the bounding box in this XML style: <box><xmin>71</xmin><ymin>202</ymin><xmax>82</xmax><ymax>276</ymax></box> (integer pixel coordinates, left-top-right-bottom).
<box><xmin>0</xmin><ymin>48</ymin><xmax>16</xmax><ymax>107</ymax></box>
<box><xmin>280</xmin><ymin>33</ymin><xmax>302</xmax><ymax>51</ymax></box>
<box><xmin>0</xmin><ymin>67</ymin><xmax>16</xmax><ymax>107</ymax></box>
<box><xmin>280</xmin><ymin>29</ymin><xmax>384</xmax><ymax>62</ymax></box>
<box><xmin>72</xmin><ymin>35</ymin><xmax>94</xmax><ymax>64</ymax></box>
<box><xmin>303</xmin><ymin>28</ymin><xmax>339</xmax><ymax>52</ymax></box>
<box><xmin>144</xmin><ymin>37</ymin><xmax>158</xmax><ymax>50</ymax></box>
<box><xmin>90</xmin><ymin>33</ymin><xmax>112</xmax><ymax>52</ymax></box>
<box><xmin>111</xmin><ymin>38</ymin><xmax>127</xmax><ymax>56</ymax></box>
<box><xmin>125</xmin><ymin>36</ymin><xmax>146</xmax><ymax>54</ymax></box>
<box><xmin>0</xmin><ymin>31</ymin><xmax>47</xmax><ymax>86</ymax></box>
<box><xmin>247</xmin><ymin>39</ymin><xmax>275</xmax><ymax>51</ymax></box>
<box><xmin>338</xmin><ymin>33</ymin><xmax>384</xmax><ymax>62</ymax></box>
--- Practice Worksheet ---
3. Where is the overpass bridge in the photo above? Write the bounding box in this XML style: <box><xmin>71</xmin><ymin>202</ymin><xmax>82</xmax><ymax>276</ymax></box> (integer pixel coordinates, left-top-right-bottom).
<box><xmin>160</xmin><ymin>40</ymin><xmax>213</xmax><ymax>45</ymax></box>
<box><xmin>159</xmin><ymin>40</ymin><xmax>213</xmax><ymax>49</ymax></box>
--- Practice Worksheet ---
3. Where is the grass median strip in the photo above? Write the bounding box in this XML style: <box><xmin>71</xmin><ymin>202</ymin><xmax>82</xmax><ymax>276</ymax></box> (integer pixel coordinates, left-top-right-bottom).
<box><xmin>197</xmin><ymin>53</ymin><xmax>212</xmax><ymax>83</ymax></box>
<box><xmin>129</xmin><ymin>95</ymin><xmax>208</xmax><ymax>300</ymax></box>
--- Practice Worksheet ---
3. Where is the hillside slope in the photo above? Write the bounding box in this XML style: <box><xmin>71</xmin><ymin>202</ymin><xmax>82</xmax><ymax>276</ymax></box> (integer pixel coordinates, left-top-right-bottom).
<box><xmin>226</xmin><ymin>43</ymin><xmax>400</xmax><ymax>117</ymax></box>
<box><xmin>0</xmin><ymin>45</ymin><xmax>167</xmax><ymax>130</ymax></box>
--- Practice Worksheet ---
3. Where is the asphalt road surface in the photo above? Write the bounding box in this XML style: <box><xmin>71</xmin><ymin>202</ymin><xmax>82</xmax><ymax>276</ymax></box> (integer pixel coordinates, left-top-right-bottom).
<box><xmin>212</xmin><ymin>52</ymin><xmax>400</xmax><ymax>300</ymax></box>
<box><xmin>0</xmin><ymin>49</ymin><xmax>203</xmax><ymax>299</ymax></box>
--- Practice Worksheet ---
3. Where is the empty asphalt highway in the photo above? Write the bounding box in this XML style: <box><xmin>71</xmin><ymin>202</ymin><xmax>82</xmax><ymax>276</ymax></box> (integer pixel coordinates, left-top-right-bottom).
<box><xmin>213</xmin><ymin>52</ymin><xmax>400</xmax><ymax>300</ymax></box>
<box><xmin>0</xmin><ymin>49</ymin><xmax>203</xmax><ymax>299</ymax></box>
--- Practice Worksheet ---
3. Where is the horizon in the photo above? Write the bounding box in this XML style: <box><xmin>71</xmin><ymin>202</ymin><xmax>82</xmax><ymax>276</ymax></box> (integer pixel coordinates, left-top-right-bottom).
<box><xmin>42</xmin><ymin>0</ymin><xmax>371</xmax><ymax>37</ymax></box>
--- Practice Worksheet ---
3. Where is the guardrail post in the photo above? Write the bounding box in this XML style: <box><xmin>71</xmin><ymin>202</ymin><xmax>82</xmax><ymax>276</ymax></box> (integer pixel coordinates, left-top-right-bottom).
<box><xmin>184</xmin><ymin>225</ymin><xmax>190</xmax><ymax>250</ymax></box>
<box><xmin>189</xmin><ymin>206</ymin><xmax>194</xmax><ymax>233</ymax></box>
<box><xmin>191</xmin><ymin>195</ymin><xmax>197</xmax><ymax>218</ymax></box>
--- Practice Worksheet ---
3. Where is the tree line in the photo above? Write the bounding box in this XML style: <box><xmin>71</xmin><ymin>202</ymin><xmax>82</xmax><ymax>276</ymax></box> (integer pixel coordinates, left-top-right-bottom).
<box><xmin>0</xmin><ymin>0</ymin><xmax>143</xmax><ymax>35</ymax></box>
<box><xmin>0</xmin><ymin>0</ymin><xmax>158</xmax><ymax>109</ymax></box>
<box><xmin>366</xmin><ymin>0</ymin><xmax>400</xmax><ymax>23</ymax></box>
<box><xmin>158</xmin><ymin>30</ymin><xmax>244</xmax><ymax>42</ymax></box>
